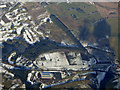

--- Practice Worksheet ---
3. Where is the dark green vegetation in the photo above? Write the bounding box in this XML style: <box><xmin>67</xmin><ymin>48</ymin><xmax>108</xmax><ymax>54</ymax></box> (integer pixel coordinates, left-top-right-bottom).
<box><xmin>2</xmin><ymin>38</ymin><xmax>77</xmax><ymax>60</ymax></box>
<box><xmin>2</xmin><ymin>38</ymin><xmax>29</xmax><ymax>60</ymax></box>
<box><xmin>23</xmin><ymin>39</ymin><xmax>86</xmax><ymax>60</ymax></box>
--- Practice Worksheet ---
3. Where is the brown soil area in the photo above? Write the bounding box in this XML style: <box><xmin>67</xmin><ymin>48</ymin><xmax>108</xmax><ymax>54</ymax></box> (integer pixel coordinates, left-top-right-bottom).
<box><xmin>45</xmin><ymin>23</ymin><xmax>72</xmax><ymax>43</ymax></box>
<box><xmin>47</xmin><ymin>4</ymin><xmax>80</xmax><ymax>30</ymax></box>
<box><xmin>95</xmin><ymin>2</ymin><xmax>118</xmax><ymax>18</ymax></box>
<box><xmin>23</xmin><ymin>2</ymin><xmax>49</xmax><ymax>24</ymax></box>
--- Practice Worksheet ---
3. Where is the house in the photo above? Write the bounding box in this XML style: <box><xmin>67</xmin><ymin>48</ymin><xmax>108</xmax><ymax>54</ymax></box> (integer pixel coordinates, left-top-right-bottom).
<box><xmin>1</xmin><ymin>15</ymin><xmax>10</xmax><ymax>24</ymax></box>
<box><xmin>0</xmin><ymin>4</ymin><xmax>6</xmax><ymax>8</ymax></box>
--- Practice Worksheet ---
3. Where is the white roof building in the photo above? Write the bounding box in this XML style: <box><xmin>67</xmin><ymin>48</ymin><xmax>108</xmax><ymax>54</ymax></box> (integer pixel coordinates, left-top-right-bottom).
<box><xmin>0</xmin><ymin>4</ymin><xmax>6</xmax><ymax>8</ymax></box>
<box><xmin>0</xmin><ymin>20</ymin><xmax>5</xmax><ymax>25</ymax></box>
<box><xmin>36</xmin><ymin>52</ymin><xmax>69</xmax><ymax>67</ymax></box>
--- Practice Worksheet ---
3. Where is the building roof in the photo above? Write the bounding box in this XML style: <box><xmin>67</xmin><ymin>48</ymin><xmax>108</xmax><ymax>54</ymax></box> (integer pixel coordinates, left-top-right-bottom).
<box><xmin>40</xmin><ymin>72</ymin><xmax>53</xmax><ymax>79</ymax></box>
<box><xmin>2</xmin><ymin>15</ymin><xmax>10</xmax><ymax>23</ymax></box>
<box><xmin>41</xmin><ymin>72</ymin><xmax>53</xmax><ymax>75</ymax></box>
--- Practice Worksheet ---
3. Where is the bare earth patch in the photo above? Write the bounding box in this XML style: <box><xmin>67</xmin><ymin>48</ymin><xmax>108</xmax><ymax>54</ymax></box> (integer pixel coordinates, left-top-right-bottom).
<box><xmin>95</xmin><ymin>2</ymin><xmax>118</xmax><ymax>18</ymax></box>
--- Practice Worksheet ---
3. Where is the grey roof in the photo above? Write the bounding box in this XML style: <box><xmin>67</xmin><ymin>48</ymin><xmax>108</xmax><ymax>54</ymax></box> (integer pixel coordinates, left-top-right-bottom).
<box><xmin>2</xmin><ymin>15</ymin><xmax>10</xmax><ymax>23</ymax></box>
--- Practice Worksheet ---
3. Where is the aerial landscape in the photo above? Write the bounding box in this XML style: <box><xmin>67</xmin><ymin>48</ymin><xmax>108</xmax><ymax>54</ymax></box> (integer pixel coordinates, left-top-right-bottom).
<box><xmin>0</xmin><ymin>1</ymin><xmax>119</xmax><ymax>89</ymax></box>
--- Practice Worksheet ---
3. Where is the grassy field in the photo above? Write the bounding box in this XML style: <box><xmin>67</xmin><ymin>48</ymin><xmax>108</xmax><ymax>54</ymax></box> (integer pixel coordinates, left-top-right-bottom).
<box><xmin>46</xmin><ymin>2</ymin><xmax>118</xmax><ymax>59</ymax></box>
<box><xmin>46</xmin><ymin>2</ymin><xmax>102</xmax><ymax>35</ymax></box>
<box><xmin>107</xmin><ymin>18</ymin><xmax>118</xmax><ymax>36</ymax></box>
<box><xmin>106</xmin><ymin>18</ymin><xmax>118</xmax><ymax>58</ymax></box>
<box><xmin>45</xmin><ymin>23</ymin><xmax>72</xmax><ymax>43</ymax></box>
<box><xmin>95</xmin><ymin>2</ymin><xmax>118</xmax><ymax>59</ymax></box>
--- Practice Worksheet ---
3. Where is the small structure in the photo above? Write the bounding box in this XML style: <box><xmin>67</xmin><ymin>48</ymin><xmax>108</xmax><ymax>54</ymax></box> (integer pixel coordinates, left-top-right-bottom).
<box><xmin>1</xmin><ymin>15</ymin><xmax>10</xmax><ymax>24</ymax></box>
<box><xmin>0</xmin><ymin>4</ymin><xmax>6</xmax><ymax>8</ymax></box>
<box><xmin>36</xmin><ymin>52</ymin><xmax>69</xmax><ymax>67</ymax></box>
<box><xmin>40</xmin><ymin>72</ymin><xmax>54</xmax><ymax>79</ymax></box>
